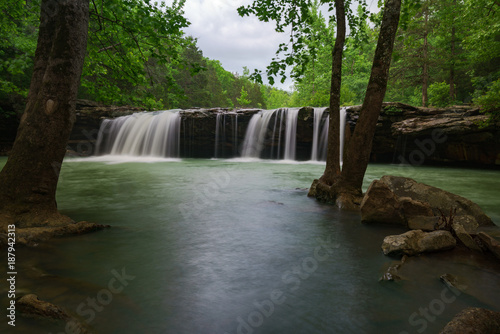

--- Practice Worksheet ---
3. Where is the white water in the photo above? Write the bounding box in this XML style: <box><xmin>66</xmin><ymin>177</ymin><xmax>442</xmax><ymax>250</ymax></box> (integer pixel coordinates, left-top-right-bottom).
<box><xmin>309</xmin><ymin>107</ymin><xmax>347</xmax><ymax>162</ymax></box>
<box><xmin>95</xmin><ymin>107</ymin><xmax>346</xmax><ymax>162</ymax></box>
<box><xmin>95</xmin><ymin>110</ymin><xmax>181</xmax><ymax>157</ymax></box>
<box><xmin>310</xmin><ymin>107</ymin><xmax>328</xmax><ymax>161</ymax></box>
<box><xmin>284</xmin><ymin>108</ymin><xmax>300</xmax><ymax>160</ymax></box>
<box><xmin>214</xmin><ymin>113</ymin><xmax>223</xmax><ymax>158</ymax></box>
<box><xmin>241</xmin><ymin>108</ymin><xmax>301</xmax><ymax>160</ymax></box>
<box><xmin>240</xmin><ymin>109</ymin><xmax>277</xmax><ymax>158</ymax></box>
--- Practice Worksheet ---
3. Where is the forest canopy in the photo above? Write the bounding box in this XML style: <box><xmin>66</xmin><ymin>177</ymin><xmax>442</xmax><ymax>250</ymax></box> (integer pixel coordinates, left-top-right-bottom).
<box><xmin>0</xmin><ymin>0</ymin><xmax>499</xmax><ymax>114</ymax></box>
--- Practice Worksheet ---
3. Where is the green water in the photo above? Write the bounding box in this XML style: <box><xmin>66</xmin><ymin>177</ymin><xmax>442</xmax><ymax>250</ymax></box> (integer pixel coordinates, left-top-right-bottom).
<box><xmin>1</xmin><ymin>157</ymin><xmax>499</xmax><ymax>334</ymax></box>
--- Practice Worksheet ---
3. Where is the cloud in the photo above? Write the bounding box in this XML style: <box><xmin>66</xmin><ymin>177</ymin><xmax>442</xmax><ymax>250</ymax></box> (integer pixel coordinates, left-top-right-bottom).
<box><xmin>176</xmin><ymin>0</ymin><xmax>294</xmax><ymax>90</ymax></box>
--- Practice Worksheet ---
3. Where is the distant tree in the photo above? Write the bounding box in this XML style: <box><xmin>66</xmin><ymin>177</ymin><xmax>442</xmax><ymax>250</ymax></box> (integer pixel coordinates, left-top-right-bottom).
<box><xmin>237</xmin><ymin>86</ymin><xmax>251</xmax><ymax>107</ymax></box>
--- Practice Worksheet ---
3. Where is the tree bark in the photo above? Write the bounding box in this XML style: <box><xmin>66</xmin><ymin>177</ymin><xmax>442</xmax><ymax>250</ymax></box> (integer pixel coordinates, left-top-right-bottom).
<box><xmin>422</xmin><ymin>2</ymin><xmax>429</xmax><ymax>107</ymax></box>
<box><xmin>449</xmin><ymin>0</ymin><xmax>456</xmax><ymax>102</ymax></box>
<box><xmin>0</xmin><ymin>0</ymin><xmax>89</xmax><ymax>229</ymax></box>
<box><xmin>319</xmin><ymin>0</ymin><xmax>346</xmax><ymax>185</ymax></box>
<box><xmin>340</xmin><ymin>0</ymin><xmax>401</xmax><ymax>197</ymax></box>
<box><xmin>310</xmin><ymin>0</ymin><xmax>402</xmax><ymax>208</ymax></box>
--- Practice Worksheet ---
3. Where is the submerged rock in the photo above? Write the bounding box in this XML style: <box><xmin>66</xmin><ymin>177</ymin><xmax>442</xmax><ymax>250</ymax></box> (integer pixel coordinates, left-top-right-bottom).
<box><xmin>361</xmin><ymin>176</ymin><xmax>494</xmax><ymax>230</ymax></box>
<box><xmin>440</xmin><ymin>307</ymin><xmax>500</xmax><ymax>334</ymax></box>
<box><xmin>440</xmin><ymin>273</ymin><xmax>468</xmax><ymax>293</ymax></box>
<box><xmin>18</xmin><ymin>294</ymin><xmax>70</xmax><ymax>320</ymax></box>
<box><xmin>477</xmin><ymin>232</ymin><xmax>500</xmax><ymax>261</ymax></box>
<box><xmin>382</xmin><ymin>229</ymin><xmax>456</xmax><ymax>256</ymax></box>
<box><xmin>380</xmin><ymin>256</ymin><xmax>407</xmax><ymax>281</ymax></box>
<box><xmin>18</xmin><ymin>294</ymin><xmax>92</xmax><ymax>333</ymax></box>
<box><xmin>1</xmin><ymin>221</ymin><xmax>110</xmax><ymax>247</ymax></box>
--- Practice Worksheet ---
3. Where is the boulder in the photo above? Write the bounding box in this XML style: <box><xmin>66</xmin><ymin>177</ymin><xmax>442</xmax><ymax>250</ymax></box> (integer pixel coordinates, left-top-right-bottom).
<box><xmin>440</xmin><ymin>307</ymin><xmax>500</xmax><ymax>334</ymax></box>
<box><xmin>452</xmin><ymin>223</ymin><xmax>482</xmax><ymax>252</ymax></box>
<box><xmin>360</xmin><ymin>180</ymin><xmax>405</xmax><ymax>225</ymax></box>
<box><xmin>382</xmin><ymin>229</ymin><xmax>456</xmax><ymax>256</ymax></box>
<box><xmin>453</xmin><ymin>215</ymin><xmax>480</xmax><ymax>234</ymax></box>
<box><xmin>407</xmin><ymin>216</ymin><xmax>440</xmax><ymax>231</ymax></box>
<box><xmin>361</xmin><ymin>176</ymin><xmax>494</xmax><ymax>230</ymax></box>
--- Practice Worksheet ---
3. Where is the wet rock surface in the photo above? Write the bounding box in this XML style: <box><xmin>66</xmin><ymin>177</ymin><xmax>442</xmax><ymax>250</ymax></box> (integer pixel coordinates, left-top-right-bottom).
<box><xmin>382</xmin><ymin>229</ymin><xmax>456</xmax><ymax>256</ymax></box>
<box><xmin>0</xmin><ymin>221</ymin><xmax>110</xmax><ymax>247</ymax></box>
<box><xmin>440</xmin><ymin>307</ymin><xmax>500</xmax><ymax>334</ymax></box>
<box><xmin>361</xmin><ymin>175</ymin><xmax>494</xmax><ymax>228</ymax></box>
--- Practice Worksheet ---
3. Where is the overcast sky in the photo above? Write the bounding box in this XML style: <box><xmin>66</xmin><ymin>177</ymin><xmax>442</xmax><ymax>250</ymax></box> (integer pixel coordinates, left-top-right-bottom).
<box><xmin>168</xmin><ymin>0</ymin><xmax>379</xmax><ymax>91</ymax></box>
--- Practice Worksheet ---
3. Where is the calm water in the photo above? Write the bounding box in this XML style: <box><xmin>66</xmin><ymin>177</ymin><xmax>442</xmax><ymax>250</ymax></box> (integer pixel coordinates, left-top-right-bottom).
<box><xmin>1</xmin><ymin>157</ymin><xmax>499</xmax><ymax>334</ymax></box>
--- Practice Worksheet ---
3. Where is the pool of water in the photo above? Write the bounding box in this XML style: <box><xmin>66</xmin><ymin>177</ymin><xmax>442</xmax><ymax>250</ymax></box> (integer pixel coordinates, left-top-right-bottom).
<box><xmin>1</xmin><ymin>157</ymin><xmax>499</xmax><ymax>334</ymax></box>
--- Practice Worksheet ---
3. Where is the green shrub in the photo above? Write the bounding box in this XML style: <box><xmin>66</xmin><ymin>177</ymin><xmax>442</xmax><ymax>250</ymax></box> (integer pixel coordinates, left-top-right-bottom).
<box><xmin>473</xmin><ymin>79</ymin><xmax>500</xmax><ymax>114</ymax></box>
<box><xmin>428</xmin><ymin>82</ymin><xmax>451</xmax><ymax>107</ymax></box>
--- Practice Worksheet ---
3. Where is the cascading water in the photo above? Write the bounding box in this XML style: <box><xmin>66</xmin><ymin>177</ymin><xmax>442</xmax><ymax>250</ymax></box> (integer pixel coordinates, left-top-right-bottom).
<box><xmin>214</xmin><ymin>113</ymin><xmax>224</xmax><ymax>158</ymax></box>
<box><xmin>241</xmin><ymin>108</ymin><xmax>300</xmax><ymax>160</ymax></box>
<box><xmin>232</xmin><ymin>113</ymin><xmax>238</xmax><ymax>156</ymax></box>
<box><xmin>241</xmin><ymin>109</ymin><xmax>277</xmax><ymax>158</ymax></box>
<box><xmin>94</xmin><ymin>107</ymin><xmax>347</xmax><ymax>162</ymax></box>
<box><xmin>95</xmin><ymin>110</ymin><xmax>181</xmax><ymax>157</ymax></box>
<box><xmin>309</xmin><ymin>107</ymin><xmax>347</xmax><ymax>162</ymax></box>
<box><xmin>310</xmin><ymin>107</ymin><xmax>328</xmax><ymax>161</ymax></box>
<box><xmin>283</xmin><ymin>108</ymin><xmax>300</xmax><ymax>160</ymax></box>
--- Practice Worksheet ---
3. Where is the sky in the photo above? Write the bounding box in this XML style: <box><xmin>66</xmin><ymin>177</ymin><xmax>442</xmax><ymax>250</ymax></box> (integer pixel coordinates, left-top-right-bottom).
<box><xmin>177</xmin><ymin>0</ymin><xmax>293</xmax><ymax>90</ymax></box>
<box><xmin>167</xmin><ymin>0</ymin><xmax>380</xmax><ymax>91</ymax></box>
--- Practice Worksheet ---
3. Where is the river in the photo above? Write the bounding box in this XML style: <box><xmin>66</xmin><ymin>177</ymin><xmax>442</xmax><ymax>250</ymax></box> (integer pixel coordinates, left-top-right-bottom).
<box><xmin>1</xmin><ymin>157</ymin><xmax>499</xmax><ymax>333</ymax></box>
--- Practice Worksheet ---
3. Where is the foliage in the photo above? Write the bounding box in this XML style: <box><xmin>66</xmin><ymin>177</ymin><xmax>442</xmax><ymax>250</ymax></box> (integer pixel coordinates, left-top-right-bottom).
<box><xmin>238</xmin><ymin>0</ymin><xmax>370</xmax><ymax>85</ymax></box>
<box><xmin>428</xmin><ymin>82</ymin><xmax>451</xmax><ymax>107</ymax></box>
<box><xmin>473</xmin><ymin>79</ymin><xmax>500</xmax><ymax>115</ymax></box>
<box><xmin>0</xmin><ymin>0</ymin><xmax>274</xmax><ymax>112</ymax></box>
<box><xmin>0</xmin><ymin>0</ymin><xmax>39</xmax><ymax>102</ymax></box>
<box><xmin>237</xmin><ymin>87</ymin><xmax>251</xmax><ymax>107</ymax></box>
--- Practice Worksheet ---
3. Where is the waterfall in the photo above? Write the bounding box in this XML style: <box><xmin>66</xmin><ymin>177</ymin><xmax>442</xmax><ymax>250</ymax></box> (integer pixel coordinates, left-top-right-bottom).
<box><xmin>310</xmin><ymin>107</ymin><xmax>328</xmax><ymax>161</ymax></box>
<box><xmin>214</xmin><ymin>113</ymin><xmax>223</xmax><ymax>158</ymax></box>
<box><xmin>283</xmin><ymin>108</ymin><xmax>300</xmax><ymax>160</ymax></box>
<box><xmin>232</xmin><ymin>113</ymin><xmax>238</xmax><ymax>156</ymax></box>
<box><xmin>241</xmin><ymin>109</ymin><xmax>277</xmax><ymax>158</ymax></box>
<box><xmin>277</xmin><ymin>109</ymin><xmax>284</xmax><ymax>159</ymax></box>
<box><xmin>95</xmin><ymin>110</ymin><xmax>181</xmax><ymax>157</ymax></box>
<box><xmin>340</xmin><ymin>107</ymin><xmax>347</xmax><ymax>163</ymax></box>
<box><xmin>310</xmin><ymin>107</ymin><xmax>347</xmax><ymax>162</ymax></box>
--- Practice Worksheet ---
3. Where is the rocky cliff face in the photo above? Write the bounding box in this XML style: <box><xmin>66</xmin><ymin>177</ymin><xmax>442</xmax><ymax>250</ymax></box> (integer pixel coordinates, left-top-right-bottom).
<box><xmin>3</xmin><ymin>100</ymin><xmax>499</xmax><ymax>167</ymax></box>
<box><xmin>347</xmin><ymin>102</ymin><xmax>500</xmax><ymax>167</ymax></box>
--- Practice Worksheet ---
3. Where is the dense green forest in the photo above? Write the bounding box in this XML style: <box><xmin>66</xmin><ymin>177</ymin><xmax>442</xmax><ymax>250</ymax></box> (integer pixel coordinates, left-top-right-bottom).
<box><xmin>1</xmin><ymin>0</ymin><xmax>498</xmax><ymax>114</ymax></box>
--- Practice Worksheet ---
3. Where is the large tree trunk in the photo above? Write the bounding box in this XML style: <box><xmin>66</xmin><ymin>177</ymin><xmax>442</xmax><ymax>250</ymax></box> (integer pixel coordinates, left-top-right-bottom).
<box><xmin>0</xmin><ymin>0</ymin><xmax>89</xmax><ymax>229</ymax></box>
<box><xmin>318</xmin><ymin>0</ymin><xmax>346</xmax><ymax>185</ymax></box>
<box><xmin>310</xmin><ymin>0</ymin><xmax>402</xmax><ymax>209</ymax></box>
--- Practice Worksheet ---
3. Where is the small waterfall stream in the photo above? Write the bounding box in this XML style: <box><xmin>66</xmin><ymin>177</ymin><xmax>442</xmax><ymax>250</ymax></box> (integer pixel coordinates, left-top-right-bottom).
<box><xmin>283</xmin><ymin>108</ymin><xmax>300</xmax><ymax>160</ymax></box>
<box><xmin>240</xmin><ymin>109</ymin><xmax>277</xmax><ymax>158</ymax></box>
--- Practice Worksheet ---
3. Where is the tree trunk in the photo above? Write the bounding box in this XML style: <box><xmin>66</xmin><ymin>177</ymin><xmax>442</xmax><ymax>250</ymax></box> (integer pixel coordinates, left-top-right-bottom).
<box><xmin>422</xmin><ymin>3</ymin><xmax>429</xmax><ymax>107</ymax></box>
<box><xmin>310</xmin><ymin>0</ymin><xmax>402</xmax><ymax>209</ymax></box>
<box><xmin>449</xmin><ymin>0</ymin><xmax>456</xmax><ymax>102</ymax></box>
<box><xmin>0</xmin><ymin>0</ymin><xmax>89</xmax><ymax>229</ymax></box>
<box><xmin>318</xmin><ymin>0</ymin><xmax>346</xmax><ymax>185</ymax></box>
